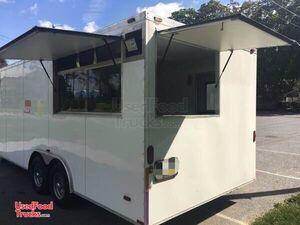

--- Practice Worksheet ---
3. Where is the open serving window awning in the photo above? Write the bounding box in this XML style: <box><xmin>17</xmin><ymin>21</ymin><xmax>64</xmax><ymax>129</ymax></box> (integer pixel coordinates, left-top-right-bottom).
<box><xmin>0</xmin><ymin>26</ymin><xmax>122</xmax><ymax>60</ymax></box>
<box><xmin>158</xmin><ymin>14</ymin><xmax>295</xmax><ymax>51</ymax></box>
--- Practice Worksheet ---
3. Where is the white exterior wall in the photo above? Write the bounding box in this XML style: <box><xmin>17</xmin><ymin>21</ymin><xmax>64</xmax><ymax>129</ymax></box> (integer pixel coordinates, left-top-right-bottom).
<box><xmin>2</xmin><ymin>64</ymin><xmax>24</xmax><ymax>167</ymax></box>
<box><xmin>0</xmin><ymin>61</ymin><xmax>52</xmax><ymax>169</ymax></box>
<box><xmin>0</xmin><ymin>61</ymin><xmax>51</xmax><ymax>169</ymax></box>
<box><xmin>0</xmin><ymin>60</ymin><xmax>146</xmax><ymax>223</ymax></box>
<box><xmin>145</xmin><ymin>34</ymin><xmax>257</xmax><ymax>224</ymax></box>
<box><xmin>23</xmin><ymin>61</ymin><xmax>50</xmax><ymax>168</ymax></box>
<box><xmin>144</xmin><ymin>15</ymin><xmax>257</xmax><ymax>225</ymax></box>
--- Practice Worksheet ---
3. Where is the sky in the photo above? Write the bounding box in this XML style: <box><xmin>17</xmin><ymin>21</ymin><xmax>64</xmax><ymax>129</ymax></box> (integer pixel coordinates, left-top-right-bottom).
<box><xmin>0</xmin><ymin>0</ymin><xmax>240</xmax><ymax>47</ymax></box>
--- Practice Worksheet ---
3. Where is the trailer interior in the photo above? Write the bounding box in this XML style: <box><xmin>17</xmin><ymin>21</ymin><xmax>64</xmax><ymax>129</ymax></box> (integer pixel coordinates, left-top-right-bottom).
<box><xmin>157</xmin><ymin>38</ymin><xmax>218</xmax><ymax>115</ymax></box>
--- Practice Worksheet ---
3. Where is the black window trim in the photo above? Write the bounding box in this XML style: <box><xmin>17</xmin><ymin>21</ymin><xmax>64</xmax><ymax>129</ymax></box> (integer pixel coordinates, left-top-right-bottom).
<box><xmin>54</xmin><ymin>61</ymin><xmax>123</xmax><ymax>116</ymax></box>
<box><xmin>56</xmin><ymin>58</ymin><xmax>122</xmax><ymax>76</ymax></box>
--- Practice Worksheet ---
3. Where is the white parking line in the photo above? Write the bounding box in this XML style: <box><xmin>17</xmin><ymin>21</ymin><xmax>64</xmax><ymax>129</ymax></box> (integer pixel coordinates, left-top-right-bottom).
<box><xmin>257</xmin><ymin>148</ymin><xmax>300</xmax><ymax>157</ymax></box>
<box><xmin>285</xmin><ymin>140</ymin><xmax>300</xmax><ymax>144</ymax></box>
<box><xmin>257</xmin><ymin>169</ymin><xmax>300</xmax><ymax>180</ymax></box>
<box><xmin>216</xmin><ymin>213</ymin><xmax>248</xmax><ymax>225</ymax></box>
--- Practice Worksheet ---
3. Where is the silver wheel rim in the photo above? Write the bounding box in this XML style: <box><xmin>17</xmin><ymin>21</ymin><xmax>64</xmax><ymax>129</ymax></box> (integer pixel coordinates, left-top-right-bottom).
<box><xmin>33</xmin><ymin>167</ymin><xmax>43</xmax><ymax>188</ymax></box>
<box><xmin>53</xmin><ymin>174</ymin><xmax>65</xmax><ymax>200</ymax></box>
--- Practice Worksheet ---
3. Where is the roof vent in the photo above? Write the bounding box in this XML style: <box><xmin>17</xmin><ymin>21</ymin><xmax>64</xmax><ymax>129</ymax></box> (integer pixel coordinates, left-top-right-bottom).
<box><xmin>127</xmin><ymin>17</ymin><xmax>136</xmax><ymax>24</ymax></box>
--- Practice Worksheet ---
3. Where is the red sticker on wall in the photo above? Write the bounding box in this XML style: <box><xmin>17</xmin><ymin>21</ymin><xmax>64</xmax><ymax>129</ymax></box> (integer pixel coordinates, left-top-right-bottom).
<box><xmin>24</xmin><ymin>100</ymin><xmax>31</xmax><ymax>113</ymax></box>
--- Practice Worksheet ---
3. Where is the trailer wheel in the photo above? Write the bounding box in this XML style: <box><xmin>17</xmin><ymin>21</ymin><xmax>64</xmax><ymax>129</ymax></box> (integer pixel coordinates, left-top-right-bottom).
<box><xmin>29</xmin><ymin>156</ymin><xmax>49</xmax><ymax>194</ymax></box>
<box><xmin>50</xmin><ymin>162</ymin><xmax>71</xmax><ymax>208</ymax></box>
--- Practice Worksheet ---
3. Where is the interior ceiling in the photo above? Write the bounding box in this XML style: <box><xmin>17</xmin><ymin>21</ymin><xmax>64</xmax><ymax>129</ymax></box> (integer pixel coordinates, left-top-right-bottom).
<box><xmin>0</xmin><ymin>27</ymin><xmax>120</xmax><ymax>61</ymax></box>
<box><xmin>157</xmin><ymin>36</ymin><xmax>216</xmax><ymax>62</ymax></box>
<box><xmin>158</xmin><ymin>15</ymin><xmax>292</xmax><ymax>51</ymax></box>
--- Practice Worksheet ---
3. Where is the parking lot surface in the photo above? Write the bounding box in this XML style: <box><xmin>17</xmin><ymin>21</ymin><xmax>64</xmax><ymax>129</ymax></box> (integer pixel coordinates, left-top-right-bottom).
<box><xmin>0</xmin><ymin>114</ymin><xmax>299</xmax><ymax>225</ymax></box>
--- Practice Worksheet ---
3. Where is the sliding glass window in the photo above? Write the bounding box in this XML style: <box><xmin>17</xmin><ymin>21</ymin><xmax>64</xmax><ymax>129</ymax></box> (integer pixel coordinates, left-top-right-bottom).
<box><xmin>57</xmin><ymin>64</ymin><xmax>121</xmax><ymax>113</ymax></box>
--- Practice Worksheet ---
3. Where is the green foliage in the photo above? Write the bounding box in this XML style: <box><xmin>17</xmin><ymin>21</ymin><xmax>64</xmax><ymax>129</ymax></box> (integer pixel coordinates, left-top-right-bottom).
<box><xmin>171</xmin><ymin>8</ymin><xmax>199</xmax><ymax>25</ymax></box>
<box><xmin>252</xmin><ymin>193</ymin><xmax>300</xmax><ymax>225</ymax></box>
<box><xmin>171</xmin><ymin>0</ymin><xmax>240</xmax><ymax>24</ymax></box>
<box><xmin>196</xmin><ymin>0</ymin><xmax>230</xmax><ymax>21</ymax></box>
<box><xmin>171</xmin><ymin>0</ymin><xmax>300</xmax><ymax>110</ymax></box>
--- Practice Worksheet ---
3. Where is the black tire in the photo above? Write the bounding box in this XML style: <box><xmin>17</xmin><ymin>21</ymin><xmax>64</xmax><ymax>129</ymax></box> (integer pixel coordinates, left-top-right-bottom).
<box><xmin>50</xmin><ymin>163</ymin><xmax>71</xmax><ymax>208</ymax></box>
<box><xmin>29</xmin><ymin>156</ymin><xmax>49</xmax><ymax>194</ymax></box>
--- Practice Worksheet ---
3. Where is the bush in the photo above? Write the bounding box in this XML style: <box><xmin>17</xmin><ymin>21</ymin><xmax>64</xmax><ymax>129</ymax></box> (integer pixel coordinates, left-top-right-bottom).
<box><xmin>252</xmin><ymin>194</ymin><xmax>300</xmax><ymax>225</ymax></box>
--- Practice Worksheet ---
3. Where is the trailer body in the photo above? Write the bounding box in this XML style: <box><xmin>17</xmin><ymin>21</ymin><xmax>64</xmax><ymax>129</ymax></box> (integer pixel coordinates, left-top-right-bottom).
<box><xmin>0</xmin><ymin>12</ymin><xmax>292</xmax><ymax>225</ymax></box>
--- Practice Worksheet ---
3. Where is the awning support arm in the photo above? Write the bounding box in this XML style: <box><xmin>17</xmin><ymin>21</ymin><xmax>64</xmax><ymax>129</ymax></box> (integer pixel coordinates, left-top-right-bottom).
<box><xmin>161</xmin><ymin>33</ymin><xmax>175</xmax><ymax>64</ymax></box>
<box><xmin>103</xmin><ymin>39</ymin><xmax>116</xmax><ymax>65</ymax></box>
<box><xmin>215</xmin><ymin>50</ymin><xmax>234</xmax><ymax>88</ymax></box>
<box><xmin>122</xmin><ymin>38</ymin><xmax>129</xmax><ymax>52</ymax></box>
<box><xmin>39</xmin><ymin>60</ymin><xmax>56</xmax><ymax>92</ymax></box>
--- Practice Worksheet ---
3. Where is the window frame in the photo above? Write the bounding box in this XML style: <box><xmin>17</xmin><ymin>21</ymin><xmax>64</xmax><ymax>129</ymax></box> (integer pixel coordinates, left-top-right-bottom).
<box><xmin>54</xmin><ymin>60</ymin><xmax>123</xmax><ymax>116</ymax></box>
<box><xmin>123</xmin><ymin>28</ymin><xmax>145</xmax><ymax>63</ymax></box>
<box><xmin>52</xmin><ymin>28</ymin><xmax>146</xmax><ymax>117</ymax></box>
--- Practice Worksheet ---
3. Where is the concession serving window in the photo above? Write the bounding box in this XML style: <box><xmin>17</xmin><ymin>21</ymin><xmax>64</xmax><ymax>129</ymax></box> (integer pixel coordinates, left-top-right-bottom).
<box><xmin>156</xmin><ymin>14</ymin><xmax>293</xmax><ymax>116</ymax></box>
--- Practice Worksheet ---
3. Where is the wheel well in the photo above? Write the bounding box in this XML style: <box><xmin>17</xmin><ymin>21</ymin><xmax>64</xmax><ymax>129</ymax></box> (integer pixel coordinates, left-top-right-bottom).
<box><xmin>48</xmin><ymin>158</ymin><xmax>73</xmax><ymax>193</ymax></box>
<box><xmin>28</xmin><ymin>151</ymin><xmax>73</xmax><ymax>193</ymax></box>
<box><xmin>48</xmin><ymin>158</ymin><xmax>62</xmax><ymax>171</ymax></box>
<box><xmin>28</xmin><ymin>152</ymin><xmax>43</xmax><ymax>170</ymax></box>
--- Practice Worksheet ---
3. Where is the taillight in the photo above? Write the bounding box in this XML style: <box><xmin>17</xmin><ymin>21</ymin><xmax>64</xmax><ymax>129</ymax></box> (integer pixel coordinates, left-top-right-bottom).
<box><xmin>253</xmin><ymin>131</ymin><xmax>256</xmax><ymax>142</ymax></box>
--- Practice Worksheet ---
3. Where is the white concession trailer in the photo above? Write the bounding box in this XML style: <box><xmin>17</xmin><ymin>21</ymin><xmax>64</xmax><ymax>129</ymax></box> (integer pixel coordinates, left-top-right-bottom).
<box><xmin>0</xmin><ymin>12</ymin><xmax>294</xmax><ymax>225</ymax></box>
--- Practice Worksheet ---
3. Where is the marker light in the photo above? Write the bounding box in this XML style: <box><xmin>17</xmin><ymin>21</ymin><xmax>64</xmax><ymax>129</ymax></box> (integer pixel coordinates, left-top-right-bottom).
<box><xmin>154</xmin><ymin>16</ymin><xmax>163</xmax><ymax>23</ymax></box>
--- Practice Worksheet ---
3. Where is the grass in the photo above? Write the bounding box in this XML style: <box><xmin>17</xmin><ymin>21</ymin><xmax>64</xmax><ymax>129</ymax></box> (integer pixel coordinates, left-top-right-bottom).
<box><xmin>252</xmin><ymin>193</ymin><xmax>300</xmax><ymax>225</ymax></box>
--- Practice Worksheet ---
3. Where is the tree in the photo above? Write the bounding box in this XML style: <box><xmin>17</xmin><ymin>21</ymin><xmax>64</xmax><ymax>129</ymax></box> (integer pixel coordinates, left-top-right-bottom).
<box><xmin>0</xmin><ymin>59</ymin><xmax>7</xmax><ymax>68</ymax></box>
<box><xmin>171</xmin><ymin>0</ymin><xmax>240</xmax><ymax>24</ymax></box>
<box><xmin>241</xmin><ymin>0</ymin><xmax>300</xmax><ymax>109</ymax></box>
<box><xmin>171</xmin><ymin>0</ymin><xmax>300</xmax><ymax>110</ymax></box>
<box><xmin>171</xmin><ymin>8</ymin><xmax>199</xmax><ymax>25</ymax></box>
<box><xmin>196</xmin><ymin>0</ymin><xmax>230</xmax><ymax>20</ymax></box>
